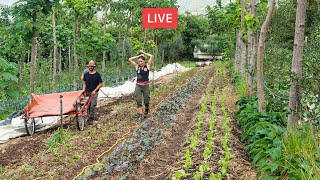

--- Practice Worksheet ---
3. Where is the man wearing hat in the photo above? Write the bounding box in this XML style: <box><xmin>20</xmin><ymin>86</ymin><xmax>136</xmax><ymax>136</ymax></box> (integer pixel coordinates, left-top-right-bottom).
<box><xmin>82</xmin><ymin>60</ymin><xmax>103</xmax><ymax>125</ymax></box>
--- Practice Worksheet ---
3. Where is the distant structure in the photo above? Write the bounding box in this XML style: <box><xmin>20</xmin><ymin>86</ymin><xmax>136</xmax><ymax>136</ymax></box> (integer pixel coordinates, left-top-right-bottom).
<box><xmin>177</xmin><ymin>0</ymin><xmax>236</xmax><ymax>15</ymax></box>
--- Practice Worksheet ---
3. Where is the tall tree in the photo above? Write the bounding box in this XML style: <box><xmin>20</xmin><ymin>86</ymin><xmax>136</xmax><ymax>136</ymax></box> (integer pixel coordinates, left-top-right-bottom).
<box><xmin>63</xmin><ymin>0</ymin><xmax>99</xmax><ymax>88</ymax></box>
<box><xmin>52</xmin><ymin>3</ymin><xmax>57</xmax><ymax>86</ymax></box>
<box><xmin>102</xmin><ymin>0</ymin><xmax>110</xmax><ymax>71</ymax></box>
<box><xmin>247</xmin><ymin>0</ymin><xmax>257</xmax><ymax>97</ymax></box>
<box><xmin>240</xmin><ymin>0</ymin><xmax>247</xmax><ymax>75</ymax></box>
<box><xmin>13</xmin><ymin>0</ymin><xmax>53</xmax><ymax>95</ymax></box>
<box><xmin>234</xmin><ymin>1</ymin><xmax>242</xmax><ymax>73</ymax></box>
<box><xmin>257</xmin><ymin>0</ymin><xmax>276</xmax><ymax>112</ymax></box>
<box><xmin>288</xmin><ymin>0</ymin><xmax>307</xmax><ymax>128</ymax></box>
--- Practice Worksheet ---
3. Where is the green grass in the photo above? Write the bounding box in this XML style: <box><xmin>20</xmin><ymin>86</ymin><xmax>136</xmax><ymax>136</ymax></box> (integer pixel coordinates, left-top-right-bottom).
<box><xmin>283</xmin><ymin>126</ymin><xmax>320</xmax><ymax>179</ymax></box>
<box><xmin>47</xmin><ymin>128</ymin><xmax>75</xmax><ymax>149</ymax></box>
<box><xmin>0</xmin><ymin>166</ymin><xmax>6</xmax><ymax>175</ymax></box>
<box><xmin>177</xmin><ymin>60</ymin><xmax>196</xmax><ymax>68</ymax></box>
<box><xmin>236</xmin><ymin>76</ymin><xmax>248</xmax><ymax>97</ymax></box>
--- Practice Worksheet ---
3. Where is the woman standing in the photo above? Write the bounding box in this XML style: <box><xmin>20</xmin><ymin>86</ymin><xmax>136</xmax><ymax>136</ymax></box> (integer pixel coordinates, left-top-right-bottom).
<box><xmin>129</xmin><ymin>50</ymin><xmax>154</xmax><ymax>121</ymax></box>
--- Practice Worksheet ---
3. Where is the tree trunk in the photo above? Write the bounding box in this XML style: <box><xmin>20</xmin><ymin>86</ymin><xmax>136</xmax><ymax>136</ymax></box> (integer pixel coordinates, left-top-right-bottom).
<box><xmin>121</xmin><ymin>25</ymin><xmax>128</xmax><ymax>82</ymax></box>
<box><xmin>52</xmin><ymin>6</ymin><xmax>57</xmax><ymax>86</ymax></box>
<box><xmin>247</xmin><ymin>0</ymin><xmax>257</xmax><ymax>97</ymax></box>
<box><xmin>18</xmin><ymin>56</ymin><xmax>22</xmax><ymax>92</ymax></box>
<box><xmin>228</xmin><ymin>31</ymin><xmax>234</xmax><ymax>57</ymax></box>
<box><xmin>59</xmin><ymin>48</ymin><xmax>62</xmax><ymax>73</ymax></box>
<box><xmin>102</xmin><ymin>4</ymin><xmax>108</xmax><ymax>71</ymax></box>
<box><xmin>27</xmin><ymin>50</ymin><xmax>30</xmax><ymax>64</ymax></box>
<box><xmin>49</xmin><ymin>50</ymin><xmax>52</xmax><ymax>81</ymax></box>
<box><xmin>240</xmin><ymin>41</ymin><xmax>247</xmax><ymax>75</ymax></box>
<box><xmin>234</xmin><ymin>31</ymin><xmax>241</xmax><ymax>72</ymax></box>
<box><xmin>143</xmin><ymin>28</ymin><xmax>148</xmax><ymax>49</ymax></box>
<box><xmin>73</xmin><ymin>12</ymin><xmax>78</xmax><ymax>90</ymax></box>
<box><xmin>257</xmin><ymin>0</ymin><xmax>276</xmax><ymax>112</ymax></box>
<box><xmin>35</xmin><ymin>38</ymin><xmax>37</xmax><ymax>68</ymax></box>
<box><xmin>30</xmin><ymin>14</ymin><xmax>37</xmax><ymax>95</ymax></box>
<box><xmin>68</xmin><ymin>40</ymin><xmax>71</xmax><ymax>73</ymax></box>
<box><xmin>162</xmin><ymin>49</ymin><xmax>165</xmax><ymax>66</ymax></box>
<box><xmin>288</xmin><ymin>0</ymin><xmax>307</xmax><ymax>129</ymax></box>
<box><xmin>240</xmin><ymin>0</ymin><xmax>247</xmax><ymax>75</ymax></box>
<box><xmin>117</xmin><ymin>17</ymin><xmax>122</xmax><ymax>83</ymax></box>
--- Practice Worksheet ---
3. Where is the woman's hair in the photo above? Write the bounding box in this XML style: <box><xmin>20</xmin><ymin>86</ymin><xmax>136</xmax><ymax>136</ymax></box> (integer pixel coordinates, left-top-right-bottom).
<box><xmin>138</xmin><ymin>56</ymin><xmax>146</xmax><ymax>61</ymax></box>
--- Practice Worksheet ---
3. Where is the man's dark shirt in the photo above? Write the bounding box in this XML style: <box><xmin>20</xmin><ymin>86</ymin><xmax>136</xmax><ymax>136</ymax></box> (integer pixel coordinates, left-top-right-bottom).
<box><xmin>83</xmin><ymin>72</ymin><xmax>103</xmax><ymax>92</ymax></box>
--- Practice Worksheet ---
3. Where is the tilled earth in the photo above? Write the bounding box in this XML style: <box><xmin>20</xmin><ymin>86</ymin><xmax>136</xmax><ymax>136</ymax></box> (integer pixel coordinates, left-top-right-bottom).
<box><xmin>0</xmin><ymin>66</ymin><xmax>256</xmax><ymax>180</ymax></box>
<box><xmin>0</xmin><ymin>68</ymin><xmax>199</xmax><ymax>179</ymax></box>
<box><xmin>124</xmin><ymin>67</ymin><xmax>256</xmax><ymax>180</ymax></box>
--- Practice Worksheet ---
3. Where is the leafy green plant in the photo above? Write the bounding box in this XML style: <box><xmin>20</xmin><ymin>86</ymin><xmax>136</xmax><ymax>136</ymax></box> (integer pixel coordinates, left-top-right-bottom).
<box><xmin>185</xmin><ymin>149</ymin><xmax>192</xmax><ymax>169</ymax></box>
<box><xmin>193</xmin><ymin>163</ymin><xmax>210</xmax><ymax>180</ymax></box>
<box><xmin>47</xmin><ymin>128</ymin><xmax>75</xmax><ymax>149</ymax></box>
<box><xmin>280</xmin><ymin>127</ymin><xmax>320</xmax><ymax>179</ymax></box>
<box><xmin>210</xmin><ymin>172</ymin><xmax>222</xmax><ymax>180</ymax></box>
<box><xmin>172</xmin><ymin>169</ymin><xmax>187</xmax><ymax>180</ymax></box>
<box><xmin>234</xmin><ymin>96</ymin><xmax>320</xmax><ymax>179</ymax></box>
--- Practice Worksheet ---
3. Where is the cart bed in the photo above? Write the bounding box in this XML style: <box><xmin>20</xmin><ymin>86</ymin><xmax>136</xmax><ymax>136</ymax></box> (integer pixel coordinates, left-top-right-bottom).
<box><xmin>24</xmin><ymin>90</ymin><xmax>84</xmax><ymax>118</ymax></box>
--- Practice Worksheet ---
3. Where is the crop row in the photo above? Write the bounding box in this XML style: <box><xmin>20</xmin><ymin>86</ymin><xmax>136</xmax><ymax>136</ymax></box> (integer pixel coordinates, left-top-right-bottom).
<box><xmin>79</xmin><ymin>70</ymin><xmax>207</xmax><ymax>179</ymax></box>
<box><xmin>210</xmin><ymin>87</ymin><xmax>231</xmax><ymax>180</ymax></box>
<box><xmin>172</xmin><ymin>79</ymin><xmax>217</xmax><ymax>180</ymax></box>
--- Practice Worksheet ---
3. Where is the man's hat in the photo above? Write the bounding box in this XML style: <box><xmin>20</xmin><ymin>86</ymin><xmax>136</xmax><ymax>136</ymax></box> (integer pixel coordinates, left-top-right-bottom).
<box><xmin>87</xmin><ymin>60</ymin><xmax>96</xmax><ymax>67</ymax></box>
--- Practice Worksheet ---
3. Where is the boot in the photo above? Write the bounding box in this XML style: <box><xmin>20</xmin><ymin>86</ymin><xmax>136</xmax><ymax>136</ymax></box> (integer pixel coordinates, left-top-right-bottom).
<box><xmin>88</xmin><ymin>118</ymin><xmax>94</xmax><ymax>125</ymax></box>
<box><xmin>144</xmin><ymin>107</ymin><xmax>149</xmax><ymax>118</ymax></box>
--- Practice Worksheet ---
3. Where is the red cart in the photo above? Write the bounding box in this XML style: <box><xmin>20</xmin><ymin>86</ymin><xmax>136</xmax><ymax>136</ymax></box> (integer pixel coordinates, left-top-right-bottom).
<box><xmin>22</xmin><ymin>90</ymin><xmax>94</xmax><ymax>136</ymax></box>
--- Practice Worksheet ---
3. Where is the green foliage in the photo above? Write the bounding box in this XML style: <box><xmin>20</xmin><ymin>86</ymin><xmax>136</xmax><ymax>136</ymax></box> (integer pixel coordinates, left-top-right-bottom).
<box><xmin>235</xmin><ymin>96</ymin><xmax>320</xmax><ymax>179</ymax></box>
<box><xmin>235</xmin><ymin>97</ymin><xmax>286</xmax><ymax>128</ymax></box>
<box><xmin>282</xmin><ymin>127</ymin><xmax>320</xmax><ymax>179</ymax></box>
<box><xmin>180</xmin><ymin>13</ymin><xmax>210</xmax><ymax>57</ymax></box>
<box><xmin>245</xmin><ymin>13</ymin><xmax>259</xmax><ymax>32</ymax></box>
<box><xmin>207</xmin><ymin>3</ymin><xmax>240</xmax><ymax>34</ymax></box>
<box><xmin>172</xmin><ymin>169</ymin><xmax>187</xmax><ymax>180</ymax></box>
<box><xmin>236</xmin><ymin>97</ymin><xmax>285</xmax><ymax>178</ymax></box>
<box><xmin>47</xmin><ymin>128</ymin><xmax>75</xmax><ymax>149</ymax></box>
<box><xmin>0</xmin><ymin>166</ymin><xmax>5</xmax><ymax>175</ymax></box>
<box><xmin>229</xmin><ymin>65</ymin><xmax>248</xmax><ymax>97</ymax></box>
<box><xmin>193</xmin><ymin>163</ymin><xmax>209</xmax><ymax>180</ymax></box>
<box><xmin>192</xmin><ymin>34</ymin><xmax>228</xmax><ymax>54</ymax></box>
<box><xmin>185</xmin><ymin>149</ymin><xmax>192</xmax><ymax>169</ymax></box>
<box><xmin>210</xmin><ymin>172</ymin><xmax>222</xmax><ymax>180</ymax></box>
<box><xmin>0</xmin><ymin>58</ymin><xmax>19</xmax><ymax>98</ymax></box>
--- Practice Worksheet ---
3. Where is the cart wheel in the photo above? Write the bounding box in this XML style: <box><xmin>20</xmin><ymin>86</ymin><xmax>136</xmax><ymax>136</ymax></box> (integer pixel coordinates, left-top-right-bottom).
<box><xmin>76</xmin><ymin>105</ymin><xmax>87</xmax><ymax>131</ymax></box>
<box><xmin>25</xmin><ymin>118</ymin><xmax>35</xmax><ymax>136</ymax></box>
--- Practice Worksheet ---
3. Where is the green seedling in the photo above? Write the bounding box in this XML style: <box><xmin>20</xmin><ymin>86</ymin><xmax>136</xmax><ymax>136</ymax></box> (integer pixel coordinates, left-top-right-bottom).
<box><xmin>185</xmin><ymin>149</ymin><xmax>192</xmax><ymax>169</ymax></box>
<box><xmin>172</xmin><ymin>169</ymin><xmax>187</xmax><ymax>180</ymax></box>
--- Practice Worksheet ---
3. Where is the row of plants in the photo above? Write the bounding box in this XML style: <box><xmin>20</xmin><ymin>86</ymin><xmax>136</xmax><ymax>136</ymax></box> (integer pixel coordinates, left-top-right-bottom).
<box><xmin>210</xmin><ymin>87</ymin><xmax>232</xmax><ymax>180</ymax></box>
<box><xmin>172</xmin><ymin>79</ymin><xmax>213</xmax><ymax>180</ymax></box>
<box><xmin>172</xmin><ymin>64</ymin><xmax>227</xmax><ymax>180</ymax></box>
<box><xmin>193</xmin><ymin>86</ymin><xmax>219</xmax><ymax>180</ymax></box>
<box><xmin>79</xmin><ymin>70</ymin><xmax>208</xmax><ymax>179</ymax></box>
<box><xmin>235</xmin><ymin>96</ymin><xmax>320</xmax><ymax>179</ymax></box>
<box><xmin>172</xmin><ymin>63</ymin><xmax>234</xmax><ymax>180</ymax></box>
<box><xmin>151</xmin><ymin>68</ymin><xmax>199</xmax><ymax>107</ymax></box>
